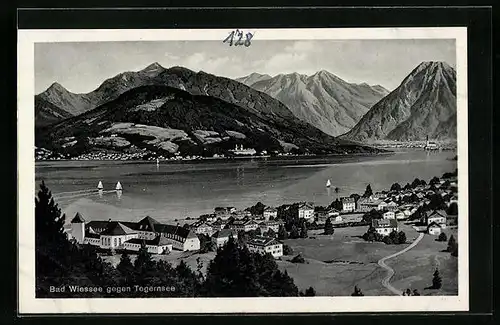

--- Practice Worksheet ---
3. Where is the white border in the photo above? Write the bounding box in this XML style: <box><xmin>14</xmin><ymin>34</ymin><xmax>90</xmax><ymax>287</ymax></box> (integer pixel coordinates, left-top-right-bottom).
<box><xmin>18</xmin><ymin>27</ymin><xmax>469</xmax><ymax>314</ymax></box>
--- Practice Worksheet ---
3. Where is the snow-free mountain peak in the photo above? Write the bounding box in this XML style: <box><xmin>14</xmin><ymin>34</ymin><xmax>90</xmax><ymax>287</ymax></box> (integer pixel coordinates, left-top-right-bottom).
<box><xmin>341</xmin><ymin>61</ymin><xmax>457</xmax><ymax>142</ymax></box>
<box><xmin>240</xmin><ymin>70</ymin><xmax>390</xmax><ymax>136</ymax></box>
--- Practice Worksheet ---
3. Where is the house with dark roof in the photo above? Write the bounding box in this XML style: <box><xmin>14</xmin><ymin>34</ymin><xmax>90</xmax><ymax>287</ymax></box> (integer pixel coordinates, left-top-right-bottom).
<box><xmin>423</xmin><ymin>210</ymin><xmax>447</xmax><ymax>227</ymax></box>
<box><xmin>211</xmin><ymin>229</ymin><xmax>238</xmax><ymax>248</ymax></box>
<box><xmin>340</xmin><ymin>197</ymin><xmax>356</xmax><ymax>212</ymax></box>
<box><xmin>246</xmin><ymin>236</ymin><xmax>283</xmax><ymax>258</ymax></box>
<box><xmin>427</xmin><ymin>222</ymin><xmax>442</xmax><ymax>236</ymax></box>
<box><xmin>70</xmin><ymin>214</ymin><xmax>200</xmax><ymax>252</ymax></box>
<box><xmin>298</xmin><ymin>202</ymin><xmax>315</xmax><ymax>220</ymax></box>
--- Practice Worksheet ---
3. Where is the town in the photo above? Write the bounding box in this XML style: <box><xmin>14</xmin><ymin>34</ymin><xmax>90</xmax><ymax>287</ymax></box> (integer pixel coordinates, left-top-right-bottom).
<box><xmin>64</xmin><ymin>168</ymin><xmax>459</xmax><ymax>296</ymax></box>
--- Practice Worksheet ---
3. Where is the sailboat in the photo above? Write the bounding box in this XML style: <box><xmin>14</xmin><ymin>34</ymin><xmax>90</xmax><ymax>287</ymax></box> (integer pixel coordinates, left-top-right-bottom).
<box><xmin>97</xmin><ymin>181</ymin><xmax>103</xmax><ymax>190</ymax></box>
<box><xmin>326</xmin><ymin>179</ymin><xmax>331</xmax><ymax>188</ymax></box>
<box><xmin>116</xmin><ymin>181</ymin><xmax>123</xmax><ymax>191</ymax></box>
<box><xmin>156</xmin><ymin>158</ymin><xmax>160</xmax><ymax>165</ymax></box>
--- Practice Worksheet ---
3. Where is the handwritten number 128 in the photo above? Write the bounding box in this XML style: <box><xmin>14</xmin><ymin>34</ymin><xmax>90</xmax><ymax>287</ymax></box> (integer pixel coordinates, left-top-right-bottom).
<box><xmin>223</xmin><ymin>30</ymin><xmax>253</xmax><ymax>47</ymax></box>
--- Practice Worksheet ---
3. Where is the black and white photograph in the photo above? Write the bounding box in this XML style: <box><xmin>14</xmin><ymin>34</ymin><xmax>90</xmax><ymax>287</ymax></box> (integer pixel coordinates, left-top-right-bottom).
<box><xmin>18</xmin><ymin>27</ymin><xmax>469</xmax><ymax>313</ymax></box>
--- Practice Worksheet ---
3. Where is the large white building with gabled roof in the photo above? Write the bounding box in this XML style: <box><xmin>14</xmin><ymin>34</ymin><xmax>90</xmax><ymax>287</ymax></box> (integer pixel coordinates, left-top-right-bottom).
<box><xmin>70</xmin><ymin>214</ymin><xmax>200</xmax><ymax>253</ymax></box>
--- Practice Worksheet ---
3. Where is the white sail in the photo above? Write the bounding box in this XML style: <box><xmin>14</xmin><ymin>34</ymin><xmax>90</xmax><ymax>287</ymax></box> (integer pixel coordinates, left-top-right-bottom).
<box><xmin>116</xmin><ymin>181</ymin><xmax>122</xmax><ymax>190</ymax></box>
<box><xmin>97</xmin><ymin>181</ymin><xmax>103</xmax><ymax>189</ymax></box>
<box><xmin>326</xmin><ymin>179</ymin><xmax>331</xmax><ymax>187</ymax></box>
<box><xmin>156</xmin><ymin>158</ymin><xmax>159</xmax><ymax>164</ymax></box>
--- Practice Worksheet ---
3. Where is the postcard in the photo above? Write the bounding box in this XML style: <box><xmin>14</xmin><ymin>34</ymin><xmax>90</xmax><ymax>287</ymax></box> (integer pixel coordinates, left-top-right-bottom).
<box><xmin>18</xmin><ymin>27</ymin><xmax>468</xmax><ymax>313</ymax></box>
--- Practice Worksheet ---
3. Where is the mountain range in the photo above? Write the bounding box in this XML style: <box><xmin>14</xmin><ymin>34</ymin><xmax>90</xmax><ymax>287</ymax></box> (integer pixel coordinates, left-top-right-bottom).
<box><xmin>35</xmin><ymin>65</ymin><xmax>381</xmax><ymax>157</ymax></box>
<box><xmin>236</xmin><ymin>71</ymin><xmax>389</xmax><ymax>136</ymax></box>
<box><xmin>341</xmin><ymin>61</ymin><xmax>457</xmax><ymax>142</ymax></box>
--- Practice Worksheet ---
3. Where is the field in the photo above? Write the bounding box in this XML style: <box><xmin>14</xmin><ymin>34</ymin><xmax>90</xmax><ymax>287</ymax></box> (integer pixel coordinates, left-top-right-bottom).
<box><xmin>101</xmin><ymin>223</ymin><xmax>458</xmax><ymax>297</ymax></box>
<box><xmin>389</xmin><ymin>224</ymin><xmax>458</xmax><ymax>295</ymax></box>
<box><xmin>278</xmin><ymin>224</ymin><xmax>458</xmax><ymax>296</ymax></box>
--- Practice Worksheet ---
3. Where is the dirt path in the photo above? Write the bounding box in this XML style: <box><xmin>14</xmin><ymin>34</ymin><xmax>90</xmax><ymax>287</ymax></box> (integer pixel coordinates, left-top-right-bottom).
<box><xmin>377</xmin><ymin>233</ymin><xmax>425</xmax><ymax>295</ymax></box>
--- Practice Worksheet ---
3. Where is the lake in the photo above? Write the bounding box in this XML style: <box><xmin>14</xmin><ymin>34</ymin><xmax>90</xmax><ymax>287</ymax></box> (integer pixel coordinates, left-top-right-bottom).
<box><xmin>35</xmin><ymin>149</ymin><xmax>457</xmax><ymax>224</ymax></box>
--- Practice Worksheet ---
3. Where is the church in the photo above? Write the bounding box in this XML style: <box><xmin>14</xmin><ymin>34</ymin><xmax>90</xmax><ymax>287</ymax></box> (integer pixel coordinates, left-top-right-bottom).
<box><xmin>69</xmin><ymin>213</ymin><xmax>201</xmax><ymax>253</ymax></box>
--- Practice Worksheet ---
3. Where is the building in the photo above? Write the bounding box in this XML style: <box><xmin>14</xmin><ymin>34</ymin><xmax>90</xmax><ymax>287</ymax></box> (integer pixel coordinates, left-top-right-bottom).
<box><xmin>229</xmin><ymin>144</ymin><xmax>257</xmax><ymax>156</ymax></box>
<box><xmin>340</xmin><ymin>197</ymin><xmax>356</xmax><ymax>212</ymax></box>
<box><xmin>372</xmin><ymin>219</ymin><xmax>399</xmax><ymax>236</ymax></box>
<box><xmin>258</xmin><ymin>220</ymin><xmax>284</xmax><ymax>234</ymax></box>
<box><xmin>214</xmin><ymin>207</ymin><xmax>236</xmax><ymax>219</ymax></box>
<box><xmin>190</xmin><ymin>220</ymin><xmax>214</xmax><ymax>236</ymax></box>
<box><xmin>211</xmin><ymin>229</ymin><xmax>238</xmax><ymax>248</ymax></box>
<box><xmin>386</xmin><ymin>201</ymin><xmax>399</xmax><ymax>211</ymax></box>
<box><xmin>229</xmin><ymin>219</ymin><xmax>259</xmax><ymax>232</ymax></box>
<box><xmin>395</xmin><ymin>210</ymin><xmax>406</xmax><ymax>220</ymax></box>
<box><xmin>210</xmin><ymin>219</ymin><xmax>227</xmax><ymax>232</ymax></box>
<box><xmin>246</xmin><ymin>236</ymin><xmax>283</xmax><ymax>258</ymax></box>
<box><xmin>263</xmin><ymin>207</ymin><xmax>278</xmax><ymax>221</ymax></box>
<box><xmin>383</xmin><ymin>211</ymin><xmax>395</xmax><ymax>219</ymax></box>
<box><xmin>72</xmin><ymin>215</ymin><xmax>200</xmax><ymax>252</ymax></box>
<box><xmin>316</xmin><ymin>208</ymin><xmax>341</xmax><ymax>223</ymax></box>
<box><xmin>424</xmin><ymin>210</ymin><xmax>447</xmax><ymax>227</ymax></box>
<box><xmin>298</xmin><ymin>203</ymin><xmax>315</xmax><ymax>220</ymax></box>
<box><xmin>427</xmin><ymin>222</ymin><xmax>442</xmax><ymax>236</ymax></box>
<box><xmin>425</xmin><ymin>136</ymin><xmax>439</xmax><ymax>150</ymax></box>
<box><xmin>123</xmin><ymin>236</ymin><xmax>173</xmax><ymax>254</ymax></box>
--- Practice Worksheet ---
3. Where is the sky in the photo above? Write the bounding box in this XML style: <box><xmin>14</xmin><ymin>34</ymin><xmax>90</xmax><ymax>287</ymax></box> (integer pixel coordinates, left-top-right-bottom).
<box><xmin>35</xmin><ymin>39</ymin><xmax>456</xmax><ymax>94</ymax></box>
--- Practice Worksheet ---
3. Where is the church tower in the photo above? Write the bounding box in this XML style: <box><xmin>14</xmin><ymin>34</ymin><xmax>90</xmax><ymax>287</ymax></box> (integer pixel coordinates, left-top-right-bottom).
<box><xmin>70</xmin><ymin>212</ymin><xmax>86</xmax><ymax>244</ymax></box>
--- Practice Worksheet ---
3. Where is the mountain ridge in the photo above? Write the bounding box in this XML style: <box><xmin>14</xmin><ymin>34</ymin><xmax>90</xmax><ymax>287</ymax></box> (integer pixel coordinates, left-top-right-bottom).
<box><xmin>35</xmin><ymin>85</ymin><xmax>382</xmax><ymax>158</ymax></box>
<box><xmin>341</xmin><ymin>61</ymin><xmax>457</xmax><ymax>142</ymax></box>
<box><xmin>238</xmin><ymin>70</ymin><xmax>389</xmax><ymax>136</ymax></box>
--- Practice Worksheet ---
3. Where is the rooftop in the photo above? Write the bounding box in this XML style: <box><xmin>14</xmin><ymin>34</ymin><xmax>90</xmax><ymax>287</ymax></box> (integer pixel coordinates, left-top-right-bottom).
<box><xmin>247</xmin><ymin>236</ymin><xmax>281</xmax><ymax>247</ymax></box>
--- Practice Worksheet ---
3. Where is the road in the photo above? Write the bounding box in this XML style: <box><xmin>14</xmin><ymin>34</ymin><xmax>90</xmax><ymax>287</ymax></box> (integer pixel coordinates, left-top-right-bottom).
<box><xmin>377</xmin><ymin>233</ymin><xmax>425</xmax><ymax>295</ymax></box>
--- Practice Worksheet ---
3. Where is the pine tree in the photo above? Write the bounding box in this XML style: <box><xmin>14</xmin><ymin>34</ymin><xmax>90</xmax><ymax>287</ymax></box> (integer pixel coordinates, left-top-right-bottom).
<box><xmin>134</xmin><ymin>243</ymin><xmax>155</xmax><ymax>287</ymax></box>
<box><xmin>363</xmin><ymin>184</ymin><xmax>373</xmax><ymax>198</ymax></box>
<box><xmin>432</xmin><ymin>268</ymin><xmax>442</xmax><ymax>289</ymax></box>
<box><xmin>35</xmin><ymin>181</ymin><xmax>67</xmax><ymax>248</ymax></box>
<box><xmin>304</xmin><ymin>286</ymin><xmax>316</xmax><ymax>296</ymax></box>
<box><xmin>351</xmin><ymin>285</ymin><xmax>364</xmax><ymax>296</ymax></box>
<box><xmin>290</xmin><ymin>225</ymin><xmax>300</xmax><ymax>239</ymax></box>
<box><xmin>117</xmin><ymin>251</ymin><xmax>134</xmax><ymax>283</ymax></box>
<box><xmin>35</xmin><ymin>181</ymin><xmax>71</xmax><ymax>295</ymax></box>
<box><xmin>324</xmin><ymin>217</ymin><xmax>334</xmax><ymax>235</ymax></box>
<box><xmin>300</xmin><ymin>221</ymin><xmax>308</xmax><ymax>238</ymax></box>
<box><xmin>447</xmin><ymin>235</ymin><xmax>457</xmax><ymax>252</ymax></box>
<box><xmin>175</xmin><ymin>260</ymin><xmax>202</xmax><ymax>297</ymax></box>
<box><xmin>277</xmin><ymin>224</ymin><xmax>288</xmax><ymax>240</ymax></box>
<box><xmin>438</xmin><ymin>232</ymin><xmax>447</xmax><ymax>242</ymax></box>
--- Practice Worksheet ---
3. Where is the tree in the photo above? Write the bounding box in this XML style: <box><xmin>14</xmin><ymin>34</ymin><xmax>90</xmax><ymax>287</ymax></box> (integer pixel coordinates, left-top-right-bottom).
<box><xmin>397</xmin><ymin>231</ymin><xmax>407</xmax><ymax>244</ymax></box>
<box><xmin>412</xmin><ymin>289</ymin><xmax>421</xmax><ymax>296</ymax></box>
<box><xmin>134</xmin><ymin>243</ymin><xmax>157</xmax><ymax>289</ymax></box>
<box><xmin>429</xmin><ymin>176</ymin><xmax>440</xmax><ymax>186</ymax></box>
<box><xmin>290</xmin><ymin>225</ymin><xmax>300</xmax><ymax>239</ymax></box>
<box><xmin>324</xmin><ymin>217</ymin><xmax>334</xmax><ymax>235</ymax></box>
<box><xmin>247</xmin><ymin>202</ymin><xmax>265</xmax><ymax>216</ymax></box>
<box><xmin>35</xmin><ymin>181</ymin><xmax>72</xmax><ymax>295</ymax></box>
<box><xmin>304</xmin><ymin>287</ymin><xmax>316</xmax><ymax>296</ymax></box>
<box><xmin>432</xmin><ymin>268</ymin><xmax>442</xmax><ymax>289</ymax></box>
<box><xmin>277</xmin><ymin>225</ymin><xmax>288</xmax><ymax>240</ymax></box>
<box><xmin>35</xmin><ymin>181</ymin><xmax>68</xmax><ymax>249</ymax></box>
<box><xmin>447</xmin><ymin>202</ymin><xmax>458</xmax><ymax>215</ymax></box>
<box><xmin>283</xmin><ymin>244</ymin><xmax>294</xmax><ymax>256</ymax></box>
<box><xmin>175</xmin><ymin>260</ymin><xmax>202</xmax><ymax>297</ymax></box>
<box><xmin>300</xmin><ymin>221</ymin><xmax>308</xmax><ymax>238</ymax></box>
<box><xmin>204</xmin><ymin>237</ymin><xmax>298</xmax><ymax>297</ymax></box>
<box><xmin>117</xmin><ymin>251</ymin><xmax>134</xmax><ymax>282</ymax></box>
<box><xmin>351</xmin><ymin>285</ymin><xmax>364</xmax><ymax>296</ymax></box>
<box><xmin>411</xmin><ymin>178</ymin><xmax>422</xmax><ymax>188</ymax></box>
<box><xmin>390</xmin><ymin>183</ymin><xmax>402</xmax><ymax>192</ymax></box>
<box><xmin>350</xmin><ymin>193</ymin><xmax>361</xmax><ymax>202</ymax></box>
<box><xmin>447</xmin><ymin>235</ymin><xmax>457</xmax><ymax>252</ymax></box>
<box><xmin>363</xmin><ymin>184</ymin><xmax>373</xmax><ymax>198</ymax></box>
<box><xmin>291</xmin><ymin>254</ymin><xmax>306</xmax><ymax>264</ymax></box>
<box><xmin>437</xmin><ymin>232</ymin><xmax>448</xmax><ymax>242</ymax></box>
